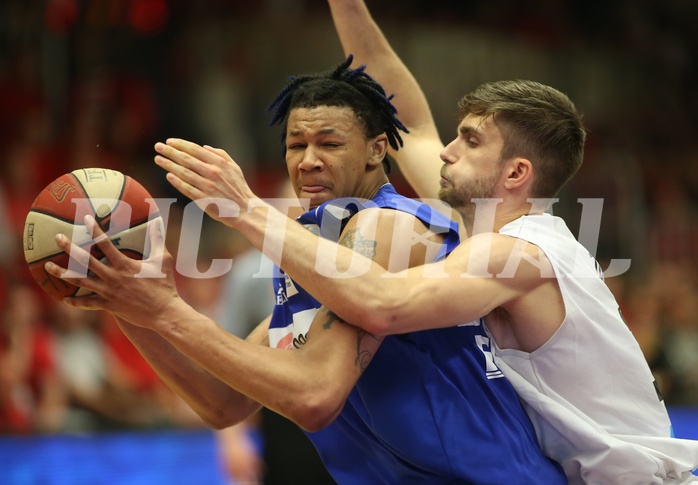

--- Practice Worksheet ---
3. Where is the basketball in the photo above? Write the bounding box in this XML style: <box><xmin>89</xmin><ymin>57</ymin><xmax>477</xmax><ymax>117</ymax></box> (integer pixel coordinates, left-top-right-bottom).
<box><xmin>23</xmin><ymin>168</ymin><xmax>162</xmax><ymax>300</ymax></box>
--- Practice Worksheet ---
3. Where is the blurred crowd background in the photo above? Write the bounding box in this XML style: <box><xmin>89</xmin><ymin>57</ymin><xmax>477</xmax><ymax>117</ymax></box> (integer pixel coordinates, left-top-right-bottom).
<box><xmin>1</xmin><ymin>0</ymin><xmax>697</xmax><ymax>480</ymax></box>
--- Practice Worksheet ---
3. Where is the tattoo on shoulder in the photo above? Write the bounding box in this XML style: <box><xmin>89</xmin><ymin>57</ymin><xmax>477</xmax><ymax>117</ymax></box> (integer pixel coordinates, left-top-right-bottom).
<box><xmin>340</xmin><ymin>227</ymin><xmax>377</xmax><ymax>259</ymax></box>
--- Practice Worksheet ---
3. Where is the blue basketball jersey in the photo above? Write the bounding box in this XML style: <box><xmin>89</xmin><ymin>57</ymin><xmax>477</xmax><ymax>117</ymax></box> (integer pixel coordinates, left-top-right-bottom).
<box><xmin>269</xmin><ymin>184</ymin><xmax>564</xmax><ymax>484</ymax></box>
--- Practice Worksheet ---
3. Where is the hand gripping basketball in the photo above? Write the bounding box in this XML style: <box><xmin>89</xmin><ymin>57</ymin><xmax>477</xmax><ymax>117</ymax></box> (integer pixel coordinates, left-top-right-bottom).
<box><xmin>24</xmin><ymin>168</ymin><xmax>161</xmax><ymax>300</ymax></box>
<box><xmin>44</xmin><ymin>214</ymin><xmax>177</xmax><ymax>326</ymax></box>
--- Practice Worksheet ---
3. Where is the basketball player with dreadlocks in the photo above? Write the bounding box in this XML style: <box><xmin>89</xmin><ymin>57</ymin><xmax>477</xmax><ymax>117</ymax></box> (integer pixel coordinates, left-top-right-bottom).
<box><xmin>47</xmin><ymin>58</ymin><xmax>566</xmax><ymax>482</ymax></box>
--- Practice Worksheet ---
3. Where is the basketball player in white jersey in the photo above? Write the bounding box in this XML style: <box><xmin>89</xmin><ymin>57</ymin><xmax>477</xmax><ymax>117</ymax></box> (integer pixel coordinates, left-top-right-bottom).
<box><xmin>143</xmin><ymin>1</ymin><xmax>698</xmax><ymax>483</ymax></box>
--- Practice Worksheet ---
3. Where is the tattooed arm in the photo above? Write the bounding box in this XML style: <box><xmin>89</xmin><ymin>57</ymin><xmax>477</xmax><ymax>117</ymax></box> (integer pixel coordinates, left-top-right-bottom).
<box><xmin>47</xmin><ymin>207</ymin><xmax>440</xmax><ymax>432</ymax></box>
<box><xmin>280</xmin><ymin>207</ymin><xmax>442</xmax><ymax>428</ymax></box>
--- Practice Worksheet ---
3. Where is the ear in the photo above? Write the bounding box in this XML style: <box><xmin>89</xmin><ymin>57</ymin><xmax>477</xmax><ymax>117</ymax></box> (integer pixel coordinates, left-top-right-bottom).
<box><xmin>503</xmin><ymin>157</ymin><xmax>533</xmax><ymax>190</ymax></box>
<box><xmin>367</xmin><ymin>135</ymin><xmax>389</xmax><ymax>168</ymax></box>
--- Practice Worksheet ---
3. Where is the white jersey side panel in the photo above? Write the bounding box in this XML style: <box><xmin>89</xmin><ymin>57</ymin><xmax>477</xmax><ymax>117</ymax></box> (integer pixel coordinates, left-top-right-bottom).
<box><xmin>495</xmin><ymin>214</ymin><xmax>698</xmax><ymax>484</ymax></box>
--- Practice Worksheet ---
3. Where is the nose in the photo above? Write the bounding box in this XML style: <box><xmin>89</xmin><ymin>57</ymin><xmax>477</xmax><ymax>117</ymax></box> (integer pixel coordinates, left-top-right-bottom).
<box><xmin>440</xmin><ymin>138</ymin><xmax>458</xmax><ymax>165</ymax></box>
<box><xmin>297</xmin><ymin>146</ymin><xmax>324</xmax><ymax>172</ymax></box>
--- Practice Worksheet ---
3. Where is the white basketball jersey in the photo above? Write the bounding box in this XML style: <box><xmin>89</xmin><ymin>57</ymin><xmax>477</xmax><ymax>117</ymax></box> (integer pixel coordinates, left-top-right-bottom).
<box><xmin>494</xmin><ymin>214</ymin><xmax>698</xmax><ymax>484</ymax></box>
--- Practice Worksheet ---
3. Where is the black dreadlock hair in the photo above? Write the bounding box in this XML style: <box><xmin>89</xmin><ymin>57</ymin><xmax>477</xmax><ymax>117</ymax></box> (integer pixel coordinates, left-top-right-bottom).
<box><xmin>268</xmin><ymin>55</ymin><xmax>408</xmax><ymax>173</ymax></box>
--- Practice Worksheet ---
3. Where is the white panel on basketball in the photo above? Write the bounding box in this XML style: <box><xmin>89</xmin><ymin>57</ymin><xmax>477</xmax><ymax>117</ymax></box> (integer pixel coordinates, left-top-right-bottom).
<box><xmin>71</xmin><ymin>218</ymin><xmax>159</xmax><ymax>297</ymax></box>
<box><xmin>72</xmin><ymin>169</ymin><xmax>125</xmax><ymax>218</ymax></box>
<box><xmin>75</xmin><ymin>286</ymin><xmax>93</xmax><ymax>297</ymax></box>
<box><xmin>23</xmin><ymin>212</ymin><xmax>93</xmax><ymax>263</ymax></box>
<box><xmin>107</xmin><ymin>220</ymin><xmax>154</xmax><ymax>258</ymax></box>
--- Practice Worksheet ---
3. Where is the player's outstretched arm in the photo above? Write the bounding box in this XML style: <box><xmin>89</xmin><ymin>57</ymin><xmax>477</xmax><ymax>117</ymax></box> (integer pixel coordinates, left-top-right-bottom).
<box><xmin>328</xmin><ymin>0</ymin><xmax>444</xmax><ymax>199</ymax></box>
<box><xmin>155</xmin><ymin>139</ymin><xmax>547</xmax><ymax>337</ymax></box>
<box><xmin>153</xmin><ymin>138</ymin><xmax>452</xmax><ymax>334</ymax></box>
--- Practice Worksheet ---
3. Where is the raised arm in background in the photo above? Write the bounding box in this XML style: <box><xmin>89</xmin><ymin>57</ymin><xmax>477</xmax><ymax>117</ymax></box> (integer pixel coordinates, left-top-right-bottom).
<box><xmin>328</xmin><ymin>0</ymin><xmax>444</xmax><ymax>199</ymax></box>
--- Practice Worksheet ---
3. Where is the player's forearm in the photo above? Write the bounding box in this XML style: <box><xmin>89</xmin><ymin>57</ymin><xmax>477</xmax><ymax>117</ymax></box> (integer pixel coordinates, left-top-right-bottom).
<box><xmin>150</xmin><ymin>298</ymin><xmax>355</xmax><ymax>431</ymax></box>
<box><xmin>114</xmin><ymin>316</ymin><xmax>260</xmax><ymax>428</ymax></box>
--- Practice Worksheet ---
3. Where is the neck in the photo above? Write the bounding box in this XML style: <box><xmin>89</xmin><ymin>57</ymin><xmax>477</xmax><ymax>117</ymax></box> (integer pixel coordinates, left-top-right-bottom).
<box><xmin>457</xmin><ymin>200</ymin><xmax>546</xmax><ymax>238</ymax></box>
<box><xmin>358</xmin><ymin>174</ymin><xmax>390</xmax><ymax>201</ymax></box>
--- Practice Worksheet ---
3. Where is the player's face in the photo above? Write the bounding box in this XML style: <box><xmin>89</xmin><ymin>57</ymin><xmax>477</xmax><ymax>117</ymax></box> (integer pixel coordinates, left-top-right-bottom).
<box><xmin>438</xmin><ymin>114</ymin><xmax>505</xmax><ymax>218</ymax></box>
<box><xmin>285</xmin><ymin>106</ymin><xmax>377</xmax><ymax>209</ymax></box>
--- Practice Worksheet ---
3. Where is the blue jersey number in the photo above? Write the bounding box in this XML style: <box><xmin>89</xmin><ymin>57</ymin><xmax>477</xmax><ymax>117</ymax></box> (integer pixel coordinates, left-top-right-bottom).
<box><xmin>475</xmin><ymin>335</ymin><xmax>504</xmax><ymax>379</ymax></box>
